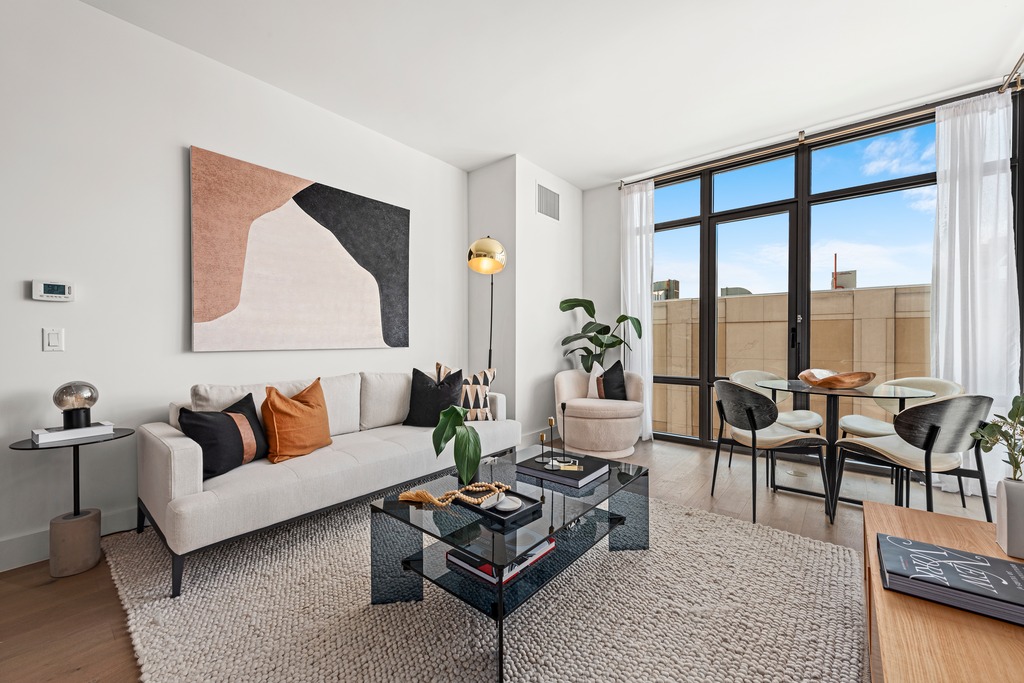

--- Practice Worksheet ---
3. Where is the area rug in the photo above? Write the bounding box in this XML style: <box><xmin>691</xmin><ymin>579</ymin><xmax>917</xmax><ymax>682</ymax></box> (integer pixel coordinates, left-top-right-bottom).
<box><xmin>104</xmin><ymin>497</ymin><xmax>866</xmax><ymax>682</ymax></box>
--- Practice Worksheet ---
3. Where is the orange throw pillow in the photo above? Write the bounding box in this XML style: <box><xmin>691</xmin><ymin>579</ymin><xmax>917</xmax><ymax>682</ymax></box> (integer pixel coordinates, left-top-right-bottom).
<box><xmin>261</xmin><ymin>378</ymin><xmax>331</xmax><ymax>463</ymax></box>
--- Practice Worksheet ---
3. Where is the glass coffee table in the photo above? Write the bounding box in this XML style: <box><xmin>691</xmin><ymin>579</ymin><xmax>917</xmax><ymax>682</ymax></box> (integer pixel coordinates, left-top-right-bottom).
<box><xmin>370</xmin><ymin>444</ymin><xmax>649</xmax><ymax>682</ymax></box>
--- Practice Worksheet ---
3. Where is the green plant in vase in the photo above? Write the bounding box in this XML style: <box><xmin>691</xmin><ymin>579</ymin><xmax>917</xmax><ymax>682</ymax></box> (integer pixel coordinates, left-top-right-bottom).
<box><xmin>558</xmin><ymin>297</ymin><xmax>642</xmax><ymax>373</ymax></box>
<box><xmin>433</xmin><ymin>405</ymin><xmax>482</xmax><ymax>486</ymax></box>
<box><xmin>972</xmin><ymin>394</ymin><xmax>1024</xmax><ymax>559</ymax></box>
<box><xmin>972</xmin><ymin>395</ymin><xmax>1024</xmax><ymax>481</ymax></box>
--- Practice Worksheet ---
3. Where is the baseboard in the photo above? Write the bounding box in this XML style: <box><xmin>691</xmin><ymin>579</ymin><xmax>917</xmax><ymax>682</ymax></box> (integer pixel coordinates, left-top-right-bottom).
<box><xmin>0</xmin><ymin>505</ymin><xmax>138</xmax><ymax>573</ymax></box>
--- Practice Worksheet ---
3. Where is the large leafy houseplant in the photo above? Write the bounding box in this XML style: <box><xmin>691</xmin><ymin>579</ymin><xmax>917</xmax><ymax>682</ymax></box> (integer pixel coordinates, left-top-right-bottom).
<box><xmin>433</xmin><ymin>405</ymin><xmax>482</xmax><ymax>486</ymax></box>
<box><xmin>972</xmin><ymin>394</ymin><xmax>1024</xmax><ymax>481</ymax></box>
<box><xmin>558</xmin><ymin>298</ymin><xmax>642</xmax><ymax>373</ymax></box>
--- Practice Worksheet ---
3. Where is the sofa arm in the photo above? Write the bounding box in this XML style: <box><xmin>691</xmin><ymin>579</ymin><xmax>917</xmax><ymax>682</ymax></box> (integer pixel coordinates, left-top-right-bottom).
<box><xmin>137</xmin><ymin>422</ymin><xmax>203</xmax><ymax>527</ymax></box>
<box><xmin>489</xmin><ymin>392</ymin><xmax>507</xmax><ymax>421</ymax></box>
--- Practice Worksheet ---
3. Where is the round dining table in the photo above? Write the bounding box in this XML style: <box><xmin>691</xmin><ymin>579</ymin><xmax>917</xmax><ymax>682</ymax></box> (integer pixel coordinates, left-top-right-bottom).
<box><xmin>755</xmin><ymin>379</ymin><xmax>935</xmax><ymax>520</ymax></box>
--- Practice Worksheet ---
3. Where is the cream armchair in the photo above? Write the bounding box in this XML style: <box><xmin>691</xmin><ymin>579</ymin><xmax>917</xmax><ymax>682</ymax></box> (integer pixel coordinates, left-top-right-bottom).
<box><xmin>553</xmin><ymin>368</ymin><xmax>644</xmax><ymax>458</ymax></box>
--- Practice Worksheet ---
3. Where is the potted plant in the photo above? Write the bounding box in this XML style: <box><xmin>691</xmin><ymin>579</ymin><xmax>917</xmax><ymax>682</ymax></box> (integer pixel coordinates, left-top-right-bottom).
<box><xmin>972</xmin><ymin>395</ymin><xmax>1024</xmax><ymax>559</ymax></box>
<box><xmin>433</xmin><ymin>405</ymin><xmax>481</xmax><ymax>486</ymax></box>
<box><xmin>558</xmin><ymin>298</ymin><xmax>642</xmax><ymax>373</ymax></box>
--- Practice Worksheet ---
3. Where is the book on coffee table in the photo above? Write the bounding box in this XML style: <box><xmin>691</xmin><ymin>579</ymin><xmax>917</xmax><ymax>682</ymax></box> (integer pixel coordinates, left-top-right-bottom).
<box><xmin>876</xmin><ymin>533</ymin><xmax>1024</xmax><ymax>626</ymax></box>
<box><xmin>447</xmin><ymin>538</ymin><xmax>555</xmax><ymax>585</ymax></box>
<box><xmin>516</xmin><ymin>453</ymin><xmax>609</xmax><ymax>488</ymax></box>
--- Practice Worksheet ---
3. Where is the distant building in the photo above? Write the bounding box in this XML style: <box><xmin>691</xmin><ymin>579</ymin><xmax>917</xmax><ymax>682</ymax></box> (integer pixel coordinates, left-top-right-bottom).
<box><xmin>653</xmin><ymin>279</ymin><xmax>679</xmax><ymax>301</ymax></box>
<box><xmin>720</xmin><ymin>286</ymin><xmax>752</xmax><ymax>296</ymax></box>
<box><xmin>833</xmin><ymin>270</ymin><xmax>857</xmax><ymax>289</ymax></box>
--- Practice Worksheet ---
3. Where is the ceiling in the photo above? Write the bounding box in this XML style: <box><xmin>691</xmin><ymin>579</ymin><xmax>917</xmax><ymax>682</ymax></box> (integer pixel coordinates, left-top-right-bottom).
<box><xmin>83</xmin><ymin>0</ymin><xmax>1024</xmax><ymax>190</ymax></box>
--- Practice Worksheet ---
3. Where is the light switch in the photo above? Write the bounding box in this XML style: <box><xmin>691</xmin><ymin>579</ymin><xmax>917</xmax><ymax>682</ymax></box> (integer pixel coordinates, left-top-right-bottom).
<box><xmin>42</xmin><ymin>327</ymin><xmax>65</xmax><ymax>352</ymax></box>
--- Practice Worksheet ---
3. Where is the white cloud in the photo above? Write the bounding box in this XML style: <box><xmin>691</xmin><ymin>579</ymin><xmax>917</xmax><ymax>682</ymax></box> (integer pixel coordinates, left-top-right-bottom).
<box><xmin>901</xmin><ymin>186</ymin><xmax>936</xmax><ymax>213</ymax></box>
<box><xmin>862</xmin><ymin>130</ymin><xmax>933</xmax><ymax>177</ymax></box>
<box><xmin>811</xmin><ymin>238</ymin><xmax>931</xmax><ymax>289</ymax></box>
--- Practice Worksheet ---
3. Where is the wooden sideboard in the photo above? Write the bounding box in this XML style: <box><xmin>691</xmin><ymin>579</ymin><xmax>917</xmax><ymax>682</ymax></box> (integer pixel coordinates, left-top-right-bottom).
<box><xmin>863</xmin><ymin>502</ymin><xmax>1024</xmax><ymax>682</ymax></box>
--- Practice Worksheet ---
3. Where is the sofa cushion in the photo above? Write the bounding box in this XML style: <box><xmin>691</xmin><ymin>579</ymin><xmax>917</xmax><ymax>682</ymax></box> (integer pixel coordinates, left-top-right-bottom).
<box><xmin>192</xmin><ymin>378</ymin><xmax>311</xmax><ymax>427</ymax></box>
<box><xmin>262</xmin><ymin>379</ymin><xmax>332</xmax><ymax>463</ymax></box>
<box><xmin>319</xmin><ymin>373</ymin><xmax>361</xmax><ymax>436</ymax></box>
<box><xmin>360</xmin><ymin>372</ymin><xmax>412</xmax><ymax>430</ymax></box>
<box><xmin>177</xmin><ymin>393</ymin><xmax>268</xmax><ymax>479</ymax></box>
<box><xmin>565</xmin><ymin>397</ymin><xmax>643</xmax><ymax>420</ymax></box>
<box><xmin>405</xmin><ymin>368</ymin><xmax>462</xmax><ymax>427</ymax></box>
<box><xmin>437</xmin><ymin>363</ymin><xmax>496</xmax><ymax>421</ymax></box>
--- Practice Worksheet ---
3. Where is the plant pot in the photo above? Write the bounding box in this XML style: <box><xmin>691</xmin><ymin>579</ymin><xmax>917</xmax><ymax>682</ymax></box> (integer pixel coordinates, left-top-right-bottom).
<box><xmin>996</xmin><ymin>478</ymin><xmax>1024</xmax><ymax>559</ymax></box>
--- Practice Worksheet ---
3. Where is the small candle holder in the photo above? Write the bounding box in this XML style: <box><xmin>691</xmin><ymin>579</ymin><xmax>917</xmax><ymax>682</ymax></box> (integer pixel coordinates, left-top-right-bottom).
<box><xmin>554</xmin><ymin>402</ymin><xmax>573</xmax><ymax>464</ymax></box>
<box><xmin>536</xmin><ymin>432</ymin><xmax>552</xmax><ymax>464</ymax></box>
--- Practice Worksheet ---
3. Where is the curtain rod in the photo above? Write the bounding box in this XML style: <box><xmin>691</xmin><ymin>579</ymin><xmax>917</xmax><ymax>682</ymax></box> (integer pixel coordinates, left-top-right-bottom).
<box><xmin>621</xmin><ymin>83</ymin><xmax>1011</xmax><ymax>189</ymax></box>
<box><xmin>998</xmin><ymin>50</ymin><xmax>1024</xmax><ymax>94</ymax></box>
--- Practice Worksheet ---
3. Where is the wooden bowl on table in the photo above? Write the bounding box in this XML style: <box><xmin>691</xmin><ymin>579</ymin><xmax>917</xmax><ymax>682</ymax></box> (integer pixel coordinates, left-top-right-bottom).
<box><xmin>798</xmin><ymin>368</ymin><xmax>875</xmax><ymax>389</ymax></box>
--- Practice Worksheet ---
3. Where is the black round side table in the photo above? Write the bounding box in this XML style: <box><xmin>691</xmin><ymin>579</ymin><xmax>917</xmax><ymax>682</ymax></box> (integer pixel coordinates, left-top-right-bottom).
<box><xmin>9</xmin><ymin>428</ymin><xmax>134</xmax><ymax>577</ymax></box>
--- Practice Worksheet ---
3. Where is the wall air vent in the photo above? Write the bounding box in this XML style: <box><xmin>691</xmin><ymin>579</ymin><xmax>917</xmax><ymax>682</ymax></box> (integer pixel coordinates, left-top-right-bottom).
<box><xmin>537</xmin><ymin>184</ymin><xmax>560</xmax><ymax>220</ymax></box>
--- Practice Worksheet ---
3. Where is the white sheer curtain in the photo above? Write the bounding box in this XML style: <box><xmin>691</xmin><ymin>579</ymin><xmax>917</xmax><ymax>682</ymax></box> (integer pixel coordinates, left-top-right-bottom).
<box><xmin>621</xmin><ymin>180</ymin><xmax>655</xmax><ymax>440</ymax></box>
<box><xmin>932</xmin><ymin>91</ymin><xmax>1020</xmax><ymax>496</ymax></box>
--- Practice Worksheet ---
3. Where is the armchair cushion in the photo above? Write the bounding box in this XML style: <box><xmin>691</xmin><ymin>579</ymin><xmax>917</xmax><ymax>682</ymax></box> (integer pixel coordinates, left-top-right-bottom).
<box><xmin>597</xmin><ymin>360</ymin><xmax>627</xmax><ymax>400</ymax></box>
<box><xmin>564</xmin><ymin>398</ymin><xmax>643</xmax><ymax>420</ymax></box>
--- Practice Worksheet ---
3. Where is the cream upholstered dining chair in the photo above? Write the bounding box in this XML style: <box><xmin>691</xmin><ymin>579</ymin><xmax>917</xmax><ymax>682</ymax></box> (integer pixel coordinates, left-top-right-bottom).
<box><xmin>834</xmin><ymin>394</ymin><xmax>993</xmax><ymax>523</ymax></box>
<box><xmin>712</xmin><ymin>380</ymin><xmax>829</xmax><ymax>524</ymax></box>
<box><xmin>839</xmin><ymin>377</ymin><xmax>964</xmax><ymax>438</ymax></box>
<box><xmin>553</xmin><ymin>368</ymin><xmax>643</xmax><ymax>458</ymax></box>
<box><xmin>725</xmin><ymin>370</ymin><xmax>824</xmax><ymax>470</ymax></box>
<box><xmin>838</xmin><ymin>377</ymin><xmax>968</xmax><ymax>507</ymax></box>
<box><xmin>730</xmin><ymin>370</ymin><xmax>824</xmax><ymax>433</ymax></box>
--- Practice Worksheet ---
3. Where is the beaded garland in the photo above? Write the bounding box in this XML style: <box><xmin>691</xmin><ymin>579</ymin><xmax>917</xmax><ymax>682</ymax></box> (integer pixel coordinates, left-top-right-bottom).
<box><xmin>398</xmin><ymin>481</ymin><xmax>511</xmax><ymax>507</ymax></box>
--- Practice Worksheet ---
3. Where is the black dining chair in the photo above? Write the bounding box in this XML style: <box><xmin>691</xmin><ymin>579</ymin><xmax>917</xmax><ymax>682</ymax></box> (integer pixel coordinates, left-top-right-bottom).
<box><xmin>834</xmin><ymin>394</ymin><xmax>993</xmax><ymax>523</ymax></box>
<box><xmin>712</xmin><ymin>380</ymin><xmax>829</xmax><ymax>524</ymax></box>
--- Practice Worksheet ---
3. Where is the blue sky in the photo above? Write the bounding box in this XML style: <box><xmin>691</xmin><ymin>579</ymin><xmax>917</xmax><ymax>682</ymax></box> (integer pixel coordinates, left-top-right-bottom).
<box><xmin>654</xmin><ymin>123</ymin><xmax>936</xmax><ymax>298</ymax></box>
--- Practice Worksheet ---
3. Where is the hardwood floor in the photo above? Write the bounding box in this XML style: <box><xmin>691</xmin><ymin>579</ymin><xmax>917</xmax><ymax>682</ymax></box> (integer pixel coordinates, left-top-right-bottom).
<box><xmin>0</xmin><ymin>439</ymin><xmax>990</xmax><ymax>682</ymax></box>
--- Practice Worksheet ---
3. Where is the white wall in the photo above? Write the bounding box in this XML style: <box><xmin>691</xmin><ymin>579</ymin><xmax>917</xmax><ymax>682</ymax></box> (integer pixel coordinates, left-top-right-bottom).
<box><xmin>467</xmin><ymin>156</ymin><xmax>517</xmax><ymax>408</ymax></box>
<box><xmin>582</xmin><ymin>183</ymin><xmax>622</xmax><ymax>324</ymax></box>
<box><xmin>467</xmin><ymin>156</ymin><xmax>583</xmax><ymax>440</ymax></box>
<box><xmin>0</xmin><ymin>0</ymin><xmax>469</xmax><ymax>571</ymax></box>
<box><xmin>514</xmin><ymin>157</ymin><xmax>583</xmax><ymax>438</ymax></box>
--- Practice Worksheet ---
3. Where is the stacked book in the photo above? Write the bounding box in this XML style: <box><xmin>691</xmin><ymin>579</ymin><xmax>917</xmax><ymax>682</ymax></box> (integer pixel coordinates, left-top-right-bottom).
<box><xmin>877</xmin><ymin>533</ymin><xmax>1024</xmax><ymax>626</ymax></box>
<box><xmin>31</xmin><ymin>421</ymin><xmax>114</xmax><ymax>445</ymax></box>
<box><xmin>516</xmin><ymin>452</ymin><xmax>609</xmax><ymax>488</ymax></box>
<box><xmin>446</xmin><ymin>537</ymin><xmax>556</xmax><ymax>586</ymax></box>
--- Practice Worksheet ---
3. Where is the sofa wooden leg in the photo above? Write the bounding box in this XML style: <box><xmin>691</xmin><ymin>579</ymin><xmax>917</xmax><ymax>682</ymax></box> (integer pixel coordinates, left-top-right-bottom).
<box><xmin>171</xmin><ymin>554</ymin><xmax>184</xmax><ymax>598</ymax></box>
<box><xmin>136</xmin><ymin>501</ymin><xmax>145</xmax><ymax>533</ymax></box>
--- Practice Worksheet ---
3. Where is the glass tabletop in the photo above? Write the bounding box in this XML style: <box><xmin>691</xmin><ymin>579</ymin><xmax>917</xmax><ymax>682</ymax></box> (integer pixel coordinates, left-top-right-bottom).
<box><xmin>371</xmin><ymin>444</ymin><xmax>648</xmax><ymax>568</ymax></box>
<box><xmin>755</xmin><ymin>379</ymin><xmax>935</xmax><ymax>400</ymax></box>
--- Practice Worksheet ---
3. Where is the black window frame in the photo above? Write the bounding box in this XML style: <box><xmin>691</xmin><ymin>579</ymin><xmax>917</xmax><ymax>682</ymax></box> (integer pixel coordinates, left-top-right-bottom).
<box><xmin>652</xmin><ymin>89</ymin><xmax>1021</xmax><ymax>447</ymax></box>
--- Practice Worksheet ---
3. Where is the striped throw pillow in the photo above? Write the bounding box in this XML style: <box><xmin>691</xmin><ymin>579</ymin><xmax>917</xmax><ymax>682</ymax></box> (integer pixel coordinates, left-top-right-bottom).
<box><xmin>436</xmin><ymin>363</ymin><xmax>496</xmax><ymax>421</ymax></box>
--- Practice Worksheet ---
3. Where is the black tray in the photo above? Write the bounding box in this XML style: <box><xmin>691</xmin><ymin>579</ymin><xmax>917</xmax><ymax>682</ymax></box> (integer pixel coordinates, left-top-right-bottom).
<box><xmin>454</xmin><ymin>489</ymin><xmax>542</xmax><ymax>530</ymax></box>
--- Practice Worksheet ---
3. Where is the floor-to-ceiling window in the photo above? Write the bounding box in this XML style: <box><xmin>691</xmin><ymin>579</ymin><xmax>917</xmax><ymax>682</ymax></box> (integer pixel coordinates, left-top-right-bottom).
<box><xmin>652</xmin><ymin>116</ymin><xmax>941</xmax><ymax>445</ymax></box>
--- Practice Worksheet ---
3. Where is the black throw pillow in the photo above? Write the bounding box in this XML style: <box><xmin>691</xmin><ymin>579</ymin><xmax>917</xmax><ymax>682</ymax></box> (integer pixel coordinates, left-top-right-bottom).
<box><xmin>405</xmin><ymin>367</ymin><xmax>463</xmax><ymax>427</ymax></box>
<box><xmin>178</xmin><ymin>393</ymin><xmax>269</xmax><ymax>479</ymax></box>
<box><xmin>600</xmin><ymin>360</ymin><xmax>628</xmax><ymax>400</ymax></box>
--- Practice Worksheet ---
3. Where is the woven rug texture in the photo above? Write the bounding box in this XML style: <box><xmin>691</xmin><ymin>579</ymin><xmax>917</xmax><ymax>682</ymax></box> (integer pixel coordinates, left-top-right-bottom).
<box><xmin>104</xmin><ymin>497</ymin><xmax>865</xmax><ymax>682</ymax></box>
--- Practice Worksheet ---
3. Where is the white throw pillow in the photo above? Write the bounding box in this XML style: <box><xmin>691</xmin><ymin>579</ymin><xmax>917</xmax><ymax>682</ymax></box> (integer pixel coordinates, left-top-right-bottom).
<box><xmin>586</xmin><ymin>362</ymin><xmax>605</xmax><ymax>399</ymax></box>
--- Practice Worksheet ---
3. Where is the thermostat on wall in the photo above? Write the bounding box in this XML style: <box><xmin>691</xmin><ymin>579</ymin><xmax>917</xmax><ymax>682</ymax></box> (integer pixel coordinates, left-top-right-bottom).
<box><xmin>32</xmin><ymin>280</ymin><xmax>75</xmax><ymax>301</ymax></box>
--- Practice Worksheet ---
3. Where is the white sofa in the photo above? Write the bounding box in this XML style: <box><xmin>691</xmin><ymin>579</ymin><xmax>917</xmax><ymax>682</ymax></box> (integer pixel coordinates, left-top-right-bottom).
<box><xmin>136</xmin><ymin>371</ymin><xmax>521</xmax><ymax>596</ymax></box>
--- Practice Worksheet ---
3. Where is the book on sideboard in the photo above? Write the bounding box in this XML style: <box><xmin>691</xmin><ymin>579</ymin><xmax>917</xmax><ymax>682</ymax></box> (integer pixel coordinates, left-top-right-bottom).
<box><xmin>31</xmin><ymin>421</ymin><xmax>114</xmax><ymax>444</ymax></box>
<box><xmin>516</xmin><ymin>453</ymin><xmax>609</xmax><ymax>488</ymax></box>
<box><xmin>876</xmin><ymin>533</ymin><xmax>1024</xmax><ymax>626</ymax></box>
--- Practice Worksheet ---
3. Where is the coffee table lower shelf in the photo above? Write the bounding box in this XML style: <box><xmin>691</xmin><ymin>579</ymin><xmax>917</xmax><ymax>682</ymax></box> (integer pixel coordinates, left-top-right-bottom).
<box><xmin>403</xmin><ymin>508</ymin><xmax>626</xmax><ymax>619</ymax></box>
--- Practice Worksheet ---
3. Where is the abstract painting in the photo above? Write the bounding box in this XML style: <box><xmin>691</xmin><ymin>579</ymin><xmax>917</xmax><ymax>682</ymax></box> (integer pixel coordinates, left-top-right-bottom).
<box><xmin>190</xmin><ymin>147</ymin><xmax>409</xmax><ymax>351</ymax></box>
